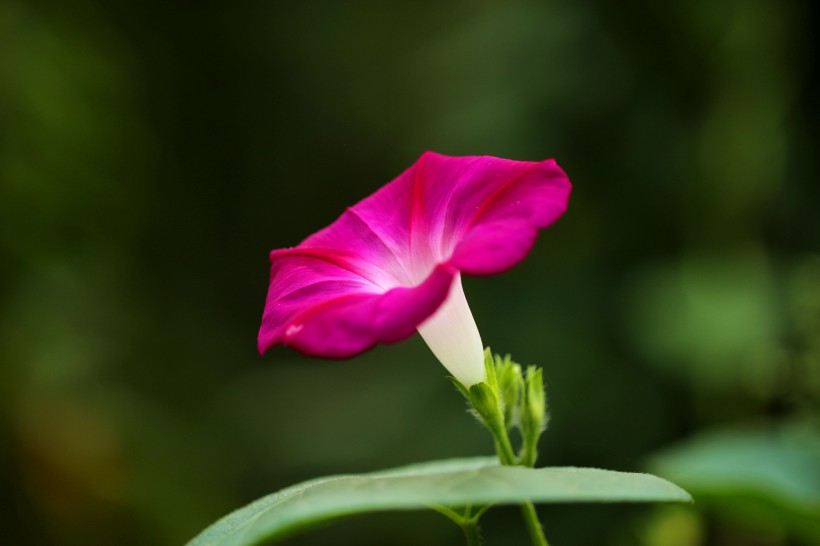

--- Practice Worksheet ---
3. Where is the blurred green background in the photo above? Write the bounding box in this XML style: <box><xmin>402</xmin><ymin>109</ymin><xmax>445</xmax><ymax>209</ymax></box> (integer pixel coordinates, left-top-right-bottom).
<box><xmin>1</xmin><ymin>1</ymin><xmax>818</xmax><ymax>545</ymax></box>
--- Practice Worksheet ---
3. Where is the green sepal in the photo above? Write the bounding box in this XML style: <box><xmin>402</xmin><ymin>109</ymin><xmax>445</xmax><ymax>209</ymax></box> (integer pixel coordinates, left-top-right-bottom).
<box><xmin>482</xmin><ymin>347</ymin><xmax>498</xmax><ymax>393</ymax></box>
<box><xmin>468</xmin><ymin>382</ymin><xmax>504</xmax><ymax>434</ymax></box>
<box><xmin>447</xmin><ymin>376</ymin><xmax>471</xmax><ymax>400</ymax></box>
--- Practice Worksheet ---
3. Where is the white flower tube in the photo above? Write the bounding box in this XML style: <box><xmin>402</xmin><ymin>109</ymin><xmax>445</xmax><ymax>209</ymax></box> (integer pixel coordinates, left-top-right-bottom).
<box><xmin>417</xmin><ymin>274</ymin><xmax>486</xmax><ymax>387</ymax></box>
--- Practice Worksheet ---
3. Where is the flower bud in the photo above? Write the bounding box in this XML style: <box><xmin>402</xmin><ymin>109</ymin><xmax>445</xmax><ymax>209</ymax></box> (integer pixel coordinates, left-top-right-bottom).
<box><xmin>519</xmin><ymin>365</ymin><xmax>548</xmax><ymax>466</ymax></box>
<box><xmin>495</xmin><ymin>354</ymin><xmax>523</xmax><ymax>430</ymax></box>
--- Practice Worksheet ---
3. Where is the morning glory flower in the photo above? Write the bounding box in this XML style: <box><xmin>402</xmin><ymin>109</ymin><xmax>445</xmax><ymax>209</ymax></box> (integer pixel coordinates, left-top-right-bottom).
<box><xmin>258</xmin><ymin>151</ymin><xmax>571</xmax><ymax>387</ymax></box>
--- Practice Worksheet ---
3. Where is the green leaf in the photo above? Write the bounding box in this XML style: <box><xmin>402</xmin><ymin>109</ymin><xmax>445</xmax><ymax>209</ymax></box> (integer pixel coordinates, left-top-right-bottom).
<box><xmin>187</xmin><ymin>457</ymin><xmax>691</xmax><ymax>546</ymax></box>
<box><xmin>648</xmin><ymin>422</ymin><xmax>820</xmax><ymax>543</ymax></box>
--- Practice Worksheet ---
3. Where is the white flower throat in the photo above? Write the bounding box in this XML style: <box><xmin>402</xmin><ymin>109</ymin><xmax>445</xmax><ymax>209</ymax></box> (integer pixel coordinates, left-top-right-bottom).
<box><xmin>416</xmin><ymin>274</ymin><xmax>485</xmax><ymax>387</ymax></box>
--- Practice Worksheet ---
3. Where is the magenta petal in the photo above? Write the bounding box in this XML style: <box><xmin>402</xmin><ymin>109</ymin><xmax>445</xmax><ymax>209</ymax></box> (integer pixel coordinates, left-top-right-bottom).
<box><xmin>259</xmin><ymin>261</ymin><xmax>455</xmax><ymax>358</ymax></box>
<box><xmin>450</xmin><ymin>221</ymin><xmax>540</xmax><ymax>275</ymax></box>
<box><xmin>258</xmin><ymin>151</ymin><xmax>571</xmax><ymax>365</ymax></box>
<box><xmin>416</xmin><ymin>153</ymin><xmax>571</xmax><ymax>276</ymax></box>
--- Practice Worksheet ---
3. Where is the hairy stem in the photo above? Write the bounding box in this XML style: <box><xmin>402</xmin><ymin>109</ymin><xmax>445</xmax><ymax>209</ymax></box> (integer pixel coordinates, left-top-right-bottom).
<box><xmin>520</xmin><ymin>502</ymin><xmax>549</xmax><ymax>546</ymax></box>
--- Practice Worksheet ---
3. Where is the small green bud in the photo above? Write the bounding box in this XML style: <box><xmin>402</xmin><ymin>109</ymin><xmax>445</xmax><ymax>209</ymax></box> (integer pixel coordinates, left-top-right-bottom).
<box><xmin>519</xmin><ymin>365</ymin><xmax>548</xmax><ymax>467</ymax></box>
<box><xmin>456</xmin><ymin>351</ymin><xmax>549</xmax><ymax>468</ymax></box>
<box><xmin>524</xmin><ymin>366</ymin><xmax>546</xmax><ymax>426</ymax></box>
<box><xmin>495</xmin><ymin>354</ymin><xmax>523</xmax><ymax>430</ymax></box>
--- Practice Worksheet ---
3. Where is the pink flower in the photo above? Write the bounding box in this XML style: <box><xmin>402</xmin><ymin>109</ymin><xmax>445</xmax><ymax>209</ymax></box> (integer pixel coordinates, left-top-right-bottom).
<box><xmin>258</xmin><ymin>152</ymin><xmax>571</xmax><ymax>386</ymax></box>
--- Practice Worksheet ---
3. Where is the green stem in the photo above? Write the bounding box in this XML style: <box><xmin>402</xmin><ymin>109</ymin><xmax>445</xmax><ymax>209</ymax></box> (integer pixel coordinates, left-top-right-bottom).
<box><xmin>520</xmin><ymin>436</ymin><xmax>537</xmax><ymax>468</ymax></box>
<box><xmin>461</xmin><ymin>520</ymin><xmax>482</xmax><ymax>546</ymax></box>
<box><xmin>472</xmin><ymin>503</ymin><xmax>494</xmax><ymax>520</ymax></box>
<box><xmin>520</xmin><ymin>502</ymin><xmax>549</xmax><ymax>546</ymax></box>
<box><xmin>430</xmin><ymin>504</ymin><xmax>466</xmax><ymax>524</ymax></box>
<box><xmin>490</xmin><ymin>415</ymin><xmax>549</xmax><ymax>546</ymax></box>
<box><xmin>430</xmin><ymin>505</ymin><xmax>485</xmax><ymax>546</ymax></box>
<box><xmin>486</xmin><ymin>406</ymin><xmax>517</xmax><ymax>466</ymax></box>
<box><xmin>493</xmin><ymin>434</ymin><xmax>517</xmax><ymax>466</ymax></box>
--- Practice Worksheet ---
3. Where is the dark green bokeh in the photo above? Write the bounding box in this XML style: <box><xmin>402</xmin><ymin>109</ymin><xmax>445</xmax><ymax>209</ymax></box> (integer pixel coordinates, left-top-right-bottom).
<box><xmin>1</xmin><ymin>1</ymin><xmax>817</xmax><ymax>545</ymax></box>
